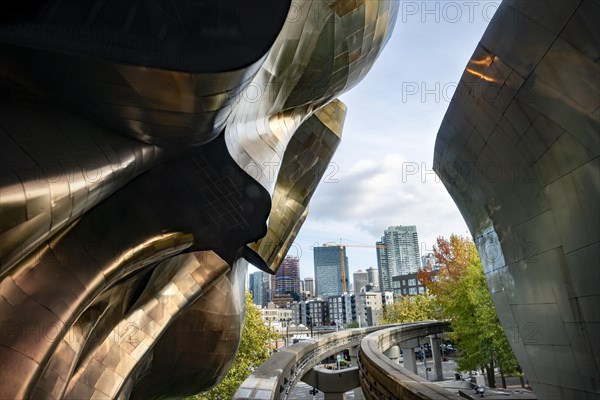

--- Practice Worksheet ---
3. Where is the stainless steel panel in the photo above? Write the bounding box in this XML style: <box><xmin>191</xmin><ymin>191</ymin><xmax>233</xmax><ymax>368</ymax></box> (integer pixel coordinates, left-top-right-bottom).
<box><xmin>434</xmin><ymin>1</ymin><xmax>600</xmax><ymax>398</ymax></box>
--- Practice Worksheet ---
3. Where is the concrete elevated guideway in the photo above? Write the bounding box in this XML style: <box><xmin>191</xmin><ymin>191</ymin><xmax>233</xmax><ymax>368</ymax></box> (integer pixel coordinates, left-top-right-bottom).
<box><xmin>358</xmin><ymin>323</ymin><xmax>459</xmax><ymax>400</ymax></box>
<box><xmin>233</xmin><ymin>321</ymin><xmax>455</xmax><ymax>400</ymax></box>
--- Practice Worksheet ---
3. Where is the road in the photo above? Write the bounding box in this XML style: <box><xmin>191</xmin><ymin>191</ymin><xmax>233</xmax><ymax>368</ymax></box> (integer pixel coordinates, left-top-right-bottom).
<box><xmin>289</xmin><ymin>381</ymin><xmax>361</xmax><ymax>400</ymax></box>
<box><xmin>410</xmin><ymin>357</ymin><xmax>459</xmax><ymax>381</ymax></box>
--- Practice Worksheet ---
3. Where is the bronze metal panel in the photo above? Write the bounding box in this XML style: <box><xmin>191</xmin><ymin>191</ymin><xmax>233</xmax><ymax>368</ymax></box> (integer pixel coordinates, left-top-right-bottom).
<box><xmin>0</xmin><ymin>1</ymin><xmax>399</xmax><ymax>398</ymax></box>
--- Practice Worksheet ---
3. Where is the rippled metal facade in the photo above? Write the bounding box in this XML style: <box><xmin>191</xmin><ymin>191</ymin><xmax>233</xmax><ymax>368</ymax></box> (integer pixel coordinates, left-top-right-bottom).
<box><xmin>434</xmin><ymin>1</ymin><xmax>599</xmax><ymax>398</ymax></box>
<box><xmin>0</xmin><ymin>1</ymin><xmax>399</xmax><ymax>398</ymax></box>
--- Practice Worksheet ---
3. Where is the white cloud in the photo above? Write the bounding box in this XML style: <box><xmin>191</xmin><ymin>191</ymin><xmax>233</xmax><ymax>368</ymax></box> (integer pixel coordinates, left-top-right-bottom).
<box><xmin>250</xmin><ymin>7</ymin><xmax>492</xmax><ymax>280</ymax></box>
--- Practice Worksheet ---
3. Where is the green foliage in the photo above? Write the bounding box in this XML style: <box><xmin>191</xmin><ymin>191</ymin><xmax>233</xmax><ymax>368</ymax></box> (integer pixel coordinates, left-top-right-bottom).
<box><xmin>382</xmin><ymin>293</ymin><xmax>440</xmax><ymax>324</ymax></box>
<box><xmin>347</xmin><ymin>321</ymin><xmax>359</xmax><ymax>328</ymax></box>
<box><xmin>419</xmin><ymin>235</ymin><xmax>520</xmax><ymax>386</ymax></box>
<box><xmin>190</xmin><ymin>292</ymin><xmax>278</xmax><ymax>400</ymax></box>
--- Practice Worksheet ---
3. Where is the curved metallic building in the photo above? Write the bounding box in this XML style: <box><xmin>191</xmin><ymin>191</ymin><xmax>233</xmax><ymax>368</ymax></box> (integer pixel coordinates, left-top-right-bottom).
<box><xmin>434</xmin><ymin>1</ymin><xmax>599</xmax><ymax>399</ymax></box>
<box><xmin>0</xmin><ymin>1</ymin><xmax>399</xmax><ymax>399</ymax></box>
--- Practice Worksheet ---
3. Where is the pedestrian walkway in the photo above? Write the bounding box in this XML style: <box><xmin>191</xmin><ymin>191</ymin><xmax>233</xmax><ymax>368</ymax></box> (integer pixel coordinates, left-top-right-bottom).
<box><xmin>406</xmin><ymin>356</ymin><xmax>536</xmax><ymax>399</ymax></box>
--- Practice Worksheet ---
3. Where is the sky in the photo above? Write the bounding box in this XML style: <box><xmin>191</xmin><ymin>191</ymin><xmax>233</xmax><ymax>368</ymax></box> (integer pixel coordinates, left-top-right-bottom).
<box><xmin>251</xmin><ymin>2</ymin><xmax>500</xmax><ymax>280</ymax></box>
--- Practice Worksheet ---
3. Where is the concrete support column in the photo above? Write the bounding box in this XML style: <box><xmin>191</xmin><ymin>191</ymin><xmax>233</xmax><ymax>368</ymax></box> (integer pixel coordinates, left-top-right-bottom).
<box><xmin>349</xmin><ymin>346</ymin><xmax>359</xmax><ymax>367</ymax></box>
<box><xmin>353</xmin><ymin>387</ymin><xmax>365</xmax><ymax>400</ymax></box>
<box><xmin>384</xmin><ymin>345</ymin><xmax>400</xmax><ymax>364</ymax></box>
<box><xmin>324</xmin><ymin>393</ymin><xmax>347</xmax><ymax>400</ymax></box>
<box><xmin>401</xmin><ymin>346</ymin><xmax>418</xmax><ymax>374</ymax></box>
<box><xmin>429</xmin><ymin>335</ymin><xmax>443</xmax><ymax>381</ymax></box>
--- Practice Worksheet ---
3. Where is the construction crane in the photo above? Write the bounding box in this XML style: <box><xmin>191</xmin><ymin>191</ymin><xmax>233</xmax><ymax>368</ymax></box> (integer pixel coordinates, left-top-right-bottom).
<box><xmin>322</xmin><ymin>239</ymin><xmax>385</xmax><ymax>293</ymax></box>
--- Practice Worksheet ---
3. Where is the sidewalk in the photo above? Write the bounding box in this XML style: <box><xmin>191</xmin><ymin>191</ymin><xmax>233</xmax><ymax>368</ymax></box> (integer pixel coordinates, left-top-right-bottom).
<box><xmin>409</xmin><ymin>356</ymin><xmax>536</xmax><ymax>399</ymax></box>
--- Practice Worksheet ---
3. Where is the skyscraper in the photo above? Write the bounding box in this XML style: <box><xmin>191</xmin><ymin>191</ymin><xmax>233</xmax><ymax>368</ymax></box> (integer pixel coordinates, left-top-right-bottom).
<box><xmin>313</xmin><ymin>245</ymin><xmax>349</xmax><ymax>296</ymax></box>
<box><xmin>250</xmin><ymin>271</ymin><xmax>271</xmax><ymax>307</ymax></box>
<box><xmin>271</xmin><ymin>256</ymin><xmax>301</xmax><ymax>300</ymax></box>
<box><xmin>376</xmin><ymin>241</ymin><xmax>388</xmax><ymax>292</ymax></box>
<box><xmin>353</xmin><ymin>270</ymin><xmax>368</xmax><ymax>294</ymax></box>
<box><xmin>376</xmin><ymin>226</ymin><xmax>421</xmax><ymax>291</ymax></box>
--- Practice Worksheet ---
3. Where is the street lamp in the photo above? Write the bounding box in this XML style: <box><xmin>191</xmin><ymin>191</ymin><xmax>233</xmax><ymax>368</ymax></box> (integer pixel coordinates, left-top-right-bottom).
<box><xmin>419</xmin><ymin>337</ymin><xmax>429</xmax><ymax>381</ymax></box>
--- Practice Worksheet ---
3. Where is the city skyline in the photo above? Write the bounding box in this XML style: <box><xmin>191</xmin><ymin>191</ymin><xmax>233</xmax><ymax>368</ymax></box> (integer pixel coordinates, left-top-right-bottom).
<box><xmin>247</xmin><ymin>4</ymin><xmax>494</xmax><ymax>280</ymax></box>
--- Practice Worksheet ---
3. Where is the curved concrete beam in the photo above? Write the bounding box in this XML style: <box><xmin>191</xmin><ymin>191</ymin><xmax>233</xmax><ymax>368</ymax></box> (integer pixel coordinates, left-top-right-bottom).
<box><xmin>358</xmin><ymin>322</ymin><xmax>456</xmax><ymax>400</ymax></box>
<box><xmin>235</xmin><ymin>321</ymin><xmax>453</xmax><ymax>400</ymax></box>
<box><xmin>234</xmin><ymin>326</ymin><xmax>388</xmax><ymax>399</ymax></box>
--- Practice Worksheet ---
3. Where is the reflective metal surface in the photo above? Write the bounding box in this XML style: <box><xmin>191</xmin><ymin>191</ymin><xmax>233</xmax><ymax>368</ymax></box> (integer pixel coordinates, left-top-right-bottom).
<box><xmin>0</xmin><ymin>1</ymin><xmax>291</xmax><ymax>145</ymax></box>
<box><xmin>434</xmin><ymin>1</ymin><xmax>599</xmax><ymax>399</ymax></box>
<box><xmin>225</xmin><ymin>0</ymin><xmax>399</xmax><ymax>193</ymax></box>
<box><xmin>0</xmin><ymin>1</ymin><xmax>399</xmax><ymax>398</ymax></box>
<box><xmin>252</xmin><ymin>99</ymin><xmax>346</xmax><ymax>268</ymax></box>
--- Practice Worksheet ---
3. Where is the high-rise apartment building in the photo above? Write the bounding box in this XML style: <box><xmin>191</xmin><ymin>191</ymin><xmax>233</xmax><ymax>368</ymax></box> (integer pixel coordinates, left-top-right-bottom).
<box><xmin>353</xmin><ymin>270</ymin><xmax>368</xmax><ymax>294</ymax></box>
<box><xmin>376</xmin><ymin>225</ymin><xmax>421</xmax><ymax>291</ymax></box>
<box><xmin>250</xmin><ymin>271</ymin><xmax>270</xmax><ymax>307</ymax></box>
<box><xmin>313</xmin><ymin>245</ymin><xmax>349</xmax><ymax>296</ymax></box>
<box><xmin>376</xmin><ymin>241</ymin><xmax>388</xmax><ymax>292</ymax></box>
<box><xmin>271</xmin><ymin>256</ymin><xmax>301</xmax><ymax>301</ymax></box>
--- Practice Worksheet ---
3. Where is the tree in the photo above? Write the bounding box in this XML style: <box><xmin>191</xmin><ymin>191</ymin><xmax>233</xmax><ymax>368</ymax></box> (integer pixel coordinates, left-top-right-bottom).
<box><xmin>418</xmin><ymin>235</ymin><xmax>520</xmax><ymax>388</ymax></box>
<box><xmin>190</xmin><ymin>292</ymin><xmax>278</xmax><ymax>400</ymax></box>
<box><xmin>347</xmin><ymin>321</ymin><xmax>359</xmax><ymax>328</ymax></box>
<box><xmin>381</xmin><ymin>293</ymin><xmax>439</xmax><ymax>324</ymax></box>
